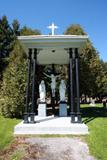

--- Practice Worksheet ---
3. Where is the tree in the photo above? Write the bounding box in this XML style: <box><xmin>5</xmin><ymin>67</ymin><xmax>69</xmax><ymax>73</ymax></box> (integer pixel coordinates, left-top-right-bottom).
<box><xmin>94</xmin><ymin>59</ymin><xmax>107</xmax><ymax>96</ymax></box>
<box><xmin>64</xmin><ymin>24</ymin><xmax>86</xmax><ymax>35</ymax></box>
<box><xmin>64</xmin><ymin>24</ymin><xmax>107</xmax><ymax>98</ymax></box>
<box><xmin>12</xmin><ymin>19</ymin><xmax>20</xmax><ymax>38</ymax></box>
<box><xmin>0</xmin><ymin>16</ymin><xmax>16</xmax><ymax>87</ymax></box>
<box><xmin>0</xmin><ymin>40</ymin><xmax>27</xmax><ymax>118</ymax></box>
<box><xmin>0</xmin><ymin>15</ymin><xmax>14</xmax><ymax>58</ymax></box>
<box><xmin>20</xmin><ymin>26</ymin><xmax>41</xmax><ymax>35</ymax></box>
<box><xmin>0</xmin><ymin>23</ymin><xmax>42</xmax><ymax>118</ymax></box>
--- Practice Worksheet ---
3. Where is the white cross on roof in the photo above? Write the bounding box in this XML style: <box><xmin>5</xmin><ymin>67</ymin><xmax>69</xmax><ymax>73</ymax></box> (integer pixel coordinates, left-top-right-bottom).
<box><xmin>47</xmin><ymin>23</ymin><xmax>58</xmax><ymax>35</ymax></box>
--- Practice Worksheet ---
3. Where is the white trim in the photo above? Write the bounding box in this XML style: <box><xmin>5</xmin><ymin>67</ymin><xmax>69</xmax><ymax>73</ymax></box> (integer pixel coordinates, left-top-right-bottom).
<box><xmin>18</xmin><ymin>35</ymin><xmax>88</xmax><ymax>48</ymax></box>
<box><xmin>18</xmin><ymin>34</ymin><xmax>88</xmax><ymax>40</ymax></box>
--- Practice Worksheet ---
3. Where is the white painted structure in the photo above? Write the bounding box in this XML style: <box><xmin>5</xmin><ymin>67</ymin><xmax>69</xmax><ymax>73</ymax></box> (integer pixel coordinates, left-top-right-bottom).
<box><xmin>14</xmin><ymin>34</ymin><xmax>89</xmax><ymax>135</ymax></box>
<box><xmin>18</xmin><ymin>35</ymin><xmax>88</xmax><ymax>64</ymax></box>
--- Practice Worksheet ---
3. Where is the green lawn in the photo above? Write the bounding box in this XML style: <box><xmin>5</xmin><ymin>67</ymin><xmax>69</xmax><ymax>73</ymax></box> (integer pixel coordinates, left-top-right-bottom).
<box><xmin>0</xmin><ymin>104</ymin><xmax>107</xmax><ymax>160</ymax></box>
<box><xmin>0</xmin><ymin>116</ymin><xmax>20</xmax><ymax>149</ymax></box>
<box><xmin>81</xmin><ymin>104</ymin><xmax>107</xmax><ymax>160</ymax></box>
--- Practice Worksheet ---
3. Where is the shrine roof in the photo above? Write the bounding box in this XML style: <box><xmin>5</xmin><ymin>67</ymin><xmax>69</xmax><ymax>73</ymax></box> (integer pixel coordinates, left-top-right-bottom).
<box><xmin>18</xmin><ymin>35</ymin><xmax>88</xmax><ymax>64</ymax></box>
<box><xmin>18</xmin><ymin>35</ymin><xmax>88</xmax><ymax>45</ymax></box>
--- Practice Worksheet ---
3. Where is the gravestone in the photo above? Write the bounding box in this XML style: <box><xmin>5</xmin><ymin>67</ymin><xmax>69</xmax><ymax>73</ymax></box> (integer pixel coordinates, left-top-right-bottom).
<box><xmin>89</xmin><ymin>98</ymin><xmax>96</xmax><ymax>107</ymax></box>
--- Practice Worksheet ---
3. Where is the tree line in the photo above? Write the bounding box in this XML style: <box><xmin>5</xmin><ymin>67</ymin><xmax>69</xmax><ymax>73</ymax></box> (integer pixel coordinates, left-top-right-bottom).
<box><xmin>0</xmin><ymin>16</ymin><xmax>40</xmax><ymax>83</ymax></box>
<box><xmin>0</xmin><ymin>15</ymin><xmax>107</xmax><ymax>118</ymax></box>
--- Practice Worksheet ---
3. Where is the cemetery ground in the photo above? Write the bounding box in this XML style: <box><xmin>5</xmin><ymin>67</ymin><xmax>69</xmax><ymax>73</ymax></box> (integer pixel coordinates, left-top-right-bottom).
<box><xmin>0</xmin><ymin>104</ymin><xmax>107</xmax><ymax>160</ymax></box>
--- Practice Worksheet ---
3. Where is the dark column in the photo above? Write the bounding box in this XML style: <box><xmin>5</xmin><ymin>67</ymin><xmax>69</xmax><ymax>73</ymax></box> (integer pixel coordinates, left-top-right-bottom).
<box><xmin>68</xmin><ymin>64</ymin><xmax>71</xmax><ymax>115</ymax></box>
<box><xmin>30</xmin><ymin>48</ymin><xmax>37</xmax><ymax>123</ymax></box>
<box><xmin>24</xmin><ymin>48</ymin><xmax>32</xmax><ymax>123</ymax></box>
<box><xmin>75</xmin><ymin>48</ymin><xmax>82</xmax><ymax>123</ymax></box>
<box><xmin>69</xmin><ymin>48</ymin><xmax>75</xmax><ymax>123</ymax></box>
<box><xmin>51</xmin><ymin>64</ymin><xmax>55</xmax><ymax>115</ymax></box>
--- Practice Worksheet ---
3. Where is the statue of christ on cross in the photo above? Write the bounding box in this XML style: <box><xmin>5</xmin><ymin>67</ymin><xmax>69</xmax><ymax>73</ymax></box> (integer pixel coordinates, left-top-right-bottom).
<box><xmin>44</xmin><ymin>73</ymin><xmax>60</xmax><ymax>97</ymax></box>
<box><xmin>47</xmin><ymin>23</ymin><xmax>58</xmax><ymax>35</ymax></box>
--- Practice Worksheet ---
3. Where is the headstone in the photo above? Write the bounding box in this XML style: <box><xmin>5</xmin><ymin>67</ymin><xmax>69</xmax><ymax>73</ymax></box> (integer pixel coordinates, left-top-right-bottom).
<box><xmin>89</xmin><ymin>98</ymin><xmax>96</xmax><ymax>107</ymax></box>
<box><xmin>102</xmin><ymin>98</ymin><xmax>107</xmax><ymax>109</ymax></box>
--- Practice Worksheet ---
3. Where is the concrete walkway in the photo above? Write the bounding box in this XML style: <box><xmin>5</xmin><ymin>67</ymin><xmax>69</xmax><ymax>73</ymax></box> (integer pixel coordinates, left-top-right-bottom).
<box><xmin>25</xmin><ymin>137</ymin><xmax>96</xmax><ymax>160</ymax></box>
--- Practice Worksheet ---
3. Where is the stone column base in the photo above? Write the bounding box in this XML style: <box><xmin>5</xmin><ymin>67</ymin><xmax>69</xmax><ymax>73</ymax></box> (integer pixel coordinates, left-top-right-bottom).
<box><xmin>23</xmin><ymin>113</ymin><xmax>29</xmax><ymax>123</ymax></box>
<box><xmin>30</xmin><ymin>113</ymin><xmax>35</xmax><ymax>123</ymax></box>
<box><xmin>59</xmin><ymin>101</ymin><xmax>67</xmax><ymax>117</ymax></box>
<box><xmin>38</xmin><ymin>102</ymin><xmax>47</xmax><ymax>117</ymax></box>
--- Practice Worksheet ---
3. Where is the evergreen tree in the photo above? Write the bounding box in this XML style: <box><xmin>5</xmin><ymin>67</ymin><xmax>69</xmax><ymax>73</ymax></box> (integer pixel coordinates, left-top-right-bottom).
<box><xmin>0</xmin><ymin>41</ymin><xmax>27</xmax><ymax>118</ymax></box>
<box><xmin>0</xmin><ymin>16</ymin><xmax>16</xmax><ymax>87</ymax></box>
<box><xmin>0</xmin><ymin>15</ymin><xmax>14</xmax><ymax>58</ymax></box>
<box><xmin>64</xmin><ymin>24</ymin><xmax>107</xmax><ymax>98</ymax></box>
<box><xmin>0</xmin><ymin>23</ymin><xmax>41</xmax><ymax>118</ymax></box>
<box><xmin>12</xmin><ymin>19</ymin><xmax>20</xmax><ymax>38</ymax></box>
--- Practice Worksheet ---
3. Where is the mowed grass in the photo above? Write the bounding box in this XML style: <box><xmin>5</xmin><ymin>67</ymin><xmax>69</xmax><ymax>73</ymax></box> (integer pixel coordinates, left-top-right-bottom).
<box><xmin>0</xmin><ymin>104</ymin><xmax>107</xmax><ymax>160</ymax></box>
<box><xmin>0</xmin><ymin>116</ymin><xmax>20</xmax><ymax>149</ymax></box>
<box><xmin>81</xmin><ymin>104</ymin><xmax>107</xmax><ymax>160</ymax></box>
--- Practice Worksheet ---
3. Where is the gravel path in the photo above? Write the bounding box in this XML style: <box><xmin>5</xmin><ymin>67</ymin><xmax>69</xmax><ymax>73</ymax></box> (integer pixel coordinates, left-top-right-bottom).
<box><xmin>25</xmin><ymin>137</ymin><xmax>96</xmax><ymax>160</ymax></box>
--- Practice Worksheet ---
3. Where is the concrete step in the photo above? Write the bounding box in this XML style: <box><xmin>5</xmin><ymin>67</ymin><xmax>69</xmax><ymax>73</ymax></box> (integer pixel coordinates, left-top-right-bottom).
<box><xmin>14</xmin><ymin>116</ymin><xmax>89</xmax><ymax>135</ymax></box>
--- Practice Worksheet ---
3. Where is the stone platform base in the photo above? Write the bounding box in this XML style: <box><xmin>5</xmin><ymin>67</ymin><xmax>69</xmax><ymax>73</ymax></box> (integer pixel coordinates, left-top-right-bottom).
<box><xmin>14</xmin><ymin>116</ymin><xmax>89</xmax><ymax>135</ymax></box>
<box><xmin>38</xmin><ymin>103</ymin><xmax>46</xmax><ymax>117</ymax></box>
<box><xmin>59</xmin><ymin>102</ymin><xmax>67</xmax><ymax>117</ymax></box>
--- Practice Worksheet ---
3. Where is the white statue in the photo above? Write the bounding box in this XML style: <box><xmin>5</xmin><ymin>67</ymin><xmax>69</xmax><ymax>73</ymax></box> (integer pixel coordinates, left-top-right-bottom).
<box><xmin>59</xmin><ymin>80</ymin><xmax>66</xmax><ymax>101</ymax></box>
<box><xmin>50</xmin><ymin>74</ymin><xmax>56</xmax><ymax>97</ymax></box>
<box><xmin>44</xmin><ymin>73</ymin><xmax>60</xmax><ymax>97</ymax></box>
<box><xmin>39</xmin><ymin>80</ymin><xmax>46</xmax><ymax>102</ymax></box>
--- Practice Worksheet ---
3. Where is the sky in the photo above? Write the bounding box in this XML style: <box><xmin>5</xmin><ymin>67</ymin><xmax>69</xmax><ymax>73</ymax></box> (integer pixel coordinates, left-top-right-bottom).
<box><xmin>0</xmin><ymin>0</ymin><xmax>107</xmax><ymax>61</ymax></box>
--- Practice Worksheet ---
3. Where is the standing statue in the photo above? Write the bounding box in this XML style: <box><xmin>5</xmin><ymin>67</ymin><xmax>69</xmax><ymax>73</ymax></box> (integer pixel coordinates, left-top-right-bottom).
<box><xmin>44</xmin><ymin>73</ymin><xmax>60</xmax><ymax>97</ymax></box>
<box><xmin>59</xmin><ymin>80</ymin><xmax>66</xmax><ymax>102</ymax></box>
<box><xmin>39</xmin><ymin>80</ymin><xmax>46</xmax><ymax>102</ymax></box>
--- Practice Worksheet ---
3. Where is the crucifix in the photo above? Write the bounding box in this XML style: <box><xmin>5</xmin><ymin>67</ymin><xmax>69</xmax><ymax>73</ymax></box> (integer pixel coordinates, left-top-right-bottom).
<box><xmin>47</xmin><ymin>23</ymin><xmax>58</xmax><ymax>35</ymax></box>
<box><xmin>44</xmin><ymin>64</ymin><xmax>61</xmax><ymax>98</ymax></box>
<box><xmin>44</xmin><ymin>64</ymin><xmax>61</xmax><ymax>115</ymax></box>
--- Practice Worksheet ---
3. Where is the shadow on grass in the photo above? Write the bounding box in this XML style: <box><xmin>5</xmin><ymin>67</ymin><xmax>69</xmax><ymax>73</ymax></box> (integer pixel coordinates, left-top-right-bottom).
<box><xmin>41</xmin><ymin>105</ymin><xmax>107</xmax><ymax>124</ymax></box>
<box><xmin>81</xmin><ymin>106</ymin><xmax>107</xmax><ymax>124</ymax></box>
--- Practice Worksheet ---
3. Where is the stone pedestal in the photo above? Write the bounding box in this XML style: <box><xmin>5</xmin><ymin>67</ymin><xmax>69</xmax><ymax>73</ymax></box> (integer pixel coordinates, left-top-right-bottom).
<box><xmin>59</xmin><ymin>101</ymin><xmax>67</xmax><ymax>117</ymax></box>
<box><xmin>38</xmin><ymin>103</ymin><xmax>47</xmax><ymax>117</ymax></box>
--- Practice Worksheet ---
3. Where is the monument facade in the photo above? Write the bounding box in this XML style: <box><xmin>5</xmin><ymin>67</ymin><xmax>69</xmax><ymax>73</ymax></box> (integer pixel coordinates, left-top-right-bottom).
<box><xmin>18</xmin><ymin>24</ymin><xmax>88</xmax><ymax>123</ymax></box>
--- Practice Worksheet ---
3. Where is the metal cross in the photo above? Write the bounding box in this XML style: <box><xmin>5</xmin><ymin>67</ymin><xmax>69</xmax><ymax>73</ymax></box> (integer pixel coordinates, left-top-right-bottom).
<box><xmin>47</xmin><ymin>23</ymin><xmax>58</xmax><ymax>35</ymax></box>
